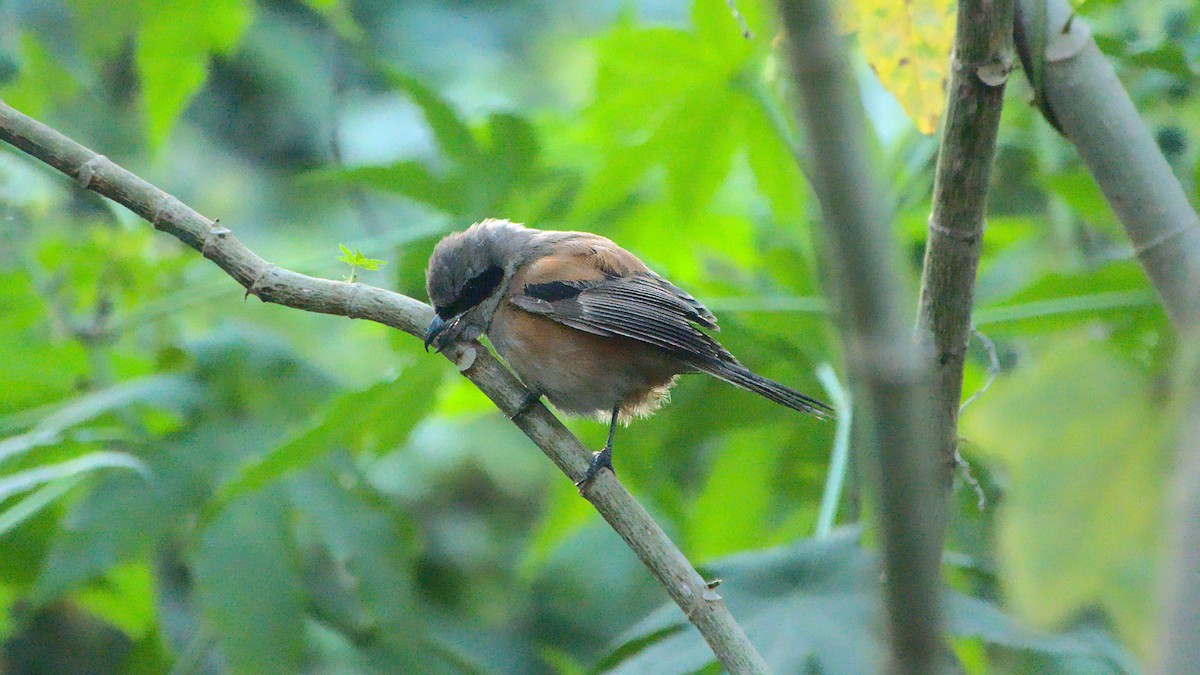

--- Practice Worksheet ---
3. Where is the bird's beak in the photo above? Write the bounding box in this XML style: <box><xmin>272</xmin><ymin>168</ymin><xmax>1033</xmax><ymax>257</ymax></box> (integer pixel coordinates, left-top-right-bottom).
<box><xmin>424</xmin><ymin>315</ymin><xmax>450</xmax><ymax>353</ymax></box>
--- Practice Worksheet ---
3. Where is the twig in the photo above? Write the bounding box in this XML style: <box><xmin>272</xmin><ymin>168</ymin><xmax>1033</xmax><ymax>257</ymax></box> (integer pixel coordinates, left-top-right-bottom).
<box><xmin>776</xmin><ymin>2</ymin><xmax>946</xmax><ymax>673</ymax></box>
<box><xmin>959</xmin><ymin>328</ymin><xmax>998</xmax><ymax>414</ymax></box>
<box><xmin>955</xmin><ymin>329</ymin><xmax>998</xmax><ymax>511</ymax></box>
<box><xmin>725</xmin><ymin>0</ymin><xmax>754</xmax><ymax>39</ymax></box>
<box><xmin>0</xmin><ymin>99</ymin><xmax>770</xmax><ymax>674</ymax></box>
<box><xmin>915</xmin><ymin>0</ymin><xmax>1014</xmax><ymax>490</ymax></box>
<box><xmin>953</xmin><ymin>447</ymin><xmax>986</xmax><ymax>511</ymax></box>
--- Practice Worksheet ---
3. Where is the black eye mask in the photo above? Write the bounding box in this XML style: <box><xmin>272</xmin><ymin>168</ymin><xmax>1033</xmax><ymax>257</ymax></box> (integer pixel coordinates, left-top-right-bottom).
<box><xmin>436</xmin><ymin>265</ymin><xmax>503</xmax><ymax>319</ymax></box>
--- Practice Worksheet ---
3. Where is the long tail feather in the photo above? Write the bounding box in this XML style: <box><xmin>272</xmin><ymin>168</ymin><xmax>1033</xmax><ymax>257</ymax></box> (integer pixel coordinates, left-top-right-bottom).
<box><xmin>702</xmin><ymin>362</ymin><xmax>834</xmax><ymax>419</ymax></box>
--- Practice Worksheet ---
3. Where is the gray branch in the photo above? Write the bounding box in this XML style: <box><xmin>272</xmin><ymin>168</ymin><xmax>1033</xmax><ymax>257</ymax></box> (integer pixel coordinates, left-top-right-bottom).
<box><xmin>0</xmin><ymin>99</ymin><xmax>770</xmax><ymax>674</ymax></box>
<box><xmin>916</xmin><ymin>0</ymin><xmax>1013</xmax><ymax>484</ymax></box>
<box><xmin>1014</xmin><ymin>0</ymin><xmax>1200</xmax><ymax>331</ymax></box>
<box><xmin>776</xmin><ymin>2</ymin><xmax>947</xmax><ymax>673</ymax></box>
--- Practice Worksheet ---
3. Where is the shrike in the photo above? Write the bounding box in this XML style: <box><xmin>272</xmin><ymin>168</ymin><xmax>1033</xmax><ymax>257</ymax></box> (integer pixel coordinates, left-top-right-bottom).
<box><xmin>425</xmin><ymin>219</ymin><xmax>830</xmax><ymax>487</ymax></box>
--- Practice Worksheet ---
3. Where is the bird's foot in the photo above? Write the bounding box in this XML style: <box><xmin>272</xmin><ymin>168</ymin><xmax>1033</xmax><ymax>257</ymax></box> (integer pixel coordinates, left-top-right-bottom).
<box><xmin>509</xmin><ymin>389</ymin><xmax>542</xmax><ymax>420</ymax></box>
<box><xmin>575</xmin><ymin>445</ymin><xmax>614</xmax><ymax>491</ymax></box>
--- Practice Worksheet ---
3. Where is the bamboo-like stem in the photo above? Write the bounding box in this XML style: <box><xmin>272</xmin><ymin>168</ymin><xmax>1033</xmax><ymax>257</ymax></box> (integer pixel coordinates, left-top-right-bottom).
<box><xmin>776</xmin><ymin>2</ymin><xmax>946</xmax><ymax>673</ymax></box>
<box><xmin>1013</xmin><ymin>0</ymin><xmax>1200</xmax><ymax>331</ymax></box>
<box><xmin>0</xmin><ymin>99</ymin><xmax>770</xmax><ymax>674</ymax></box>
<box><xmin>916</xmin><ymin>0</ymin><xmax>1014</xmax><ymax>485</ymax></box>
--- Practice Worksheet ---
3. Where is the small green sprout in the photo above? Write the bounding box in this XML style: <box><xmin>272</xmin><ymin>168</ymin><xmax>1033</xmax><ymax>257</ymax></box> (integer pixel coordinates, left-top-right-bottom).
<box><xmin>337</xmin><ymin>244</ymin><xmax>388</xmax><ymax>283</ymax></box>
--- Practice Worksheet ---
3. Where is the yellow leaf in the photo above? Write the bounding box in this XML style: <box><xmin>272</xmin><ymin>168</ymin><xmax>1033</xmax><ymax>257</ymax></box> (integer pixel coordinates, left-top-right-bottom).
<box><xmin>845</xmin><ymin>0</ymin><xmax>956</xmax><ymax>134</ymax></box>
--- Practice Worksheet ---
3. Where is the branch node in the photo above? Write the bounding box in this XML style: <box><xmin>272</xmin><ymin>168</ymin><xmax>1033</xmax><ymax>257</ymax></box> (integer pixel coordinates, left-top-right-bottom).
<box><xmin>927</xmin><ymin>217</ymin><xmax>982</xmax><ymax>246</ymax></box>
<box><xmin>455</xmin><ymin>345</ymin><xmax>478</xmax><ymax>373</ymax></box>
<box><xmin>1133</xmin><ymin>221</ymin><xmax>1193</xmax><ymax>256</ymax></box>
<box><xmin>949</xmin><ymin>53</ymin><xmax>1013</xmax><ymax>87</ymax></box>
<box><xmin>976</xmin><ymin>58</ymin><xmax>1013</xmax><ymax>87</ymax></box>
<box><xmin>201</xmin><ymin>219</ymin><xmax>232</xmax><ymax>259</ymax></box>
<box><xmin>244</xmin><ymin>264</ymin><xmax>275</xmax><ymax>301</ymax></box>
<box><xmin>77</xmin><ymin>154</ymin><xmax>107</xmax><ymax>189</ymax></box>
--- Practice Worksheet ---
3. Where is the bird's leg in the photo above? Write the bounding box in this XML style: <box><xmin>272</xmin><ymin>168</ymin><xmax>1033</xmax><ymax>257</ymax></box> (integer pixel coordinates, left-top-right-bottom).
<box><xmin>509</xmin><ymin>388</ymin><xmax>542</xmax><ymax>420</ymax></box>
<box><xmin>576</xmin><ymin>404</ymin><xmax>620</xmax><ymax>489</ymax></box>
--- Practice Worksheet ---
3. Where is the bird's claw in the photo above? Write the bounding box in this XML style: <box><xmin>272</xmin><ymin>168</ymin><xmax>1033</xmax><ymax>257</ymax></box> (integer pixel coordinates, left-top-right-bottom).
<box><xmin>575</xmin><ymin>445</ymin><xmax>614</xmax><ymax>491</ymax></box>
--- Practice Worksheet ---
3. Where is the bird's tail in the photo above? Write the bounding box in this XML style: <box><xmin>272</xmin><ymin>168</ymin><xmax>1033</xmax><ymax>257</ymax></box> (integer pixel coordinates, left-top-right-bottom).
<box><xmin>702</xmin><ymin>362</ymin><xmax>834</xmax><ymax>419</ymax></box>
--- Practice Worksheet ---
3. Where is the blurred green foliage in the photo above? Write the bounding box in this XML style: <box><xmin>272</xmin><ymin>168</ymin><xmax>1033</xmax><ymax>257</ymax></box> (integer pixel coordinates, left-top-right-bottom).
<box><xmin>0</xmin><ymin>0</ymin><xmax>1193</xmax><ymax>672</ymax></box>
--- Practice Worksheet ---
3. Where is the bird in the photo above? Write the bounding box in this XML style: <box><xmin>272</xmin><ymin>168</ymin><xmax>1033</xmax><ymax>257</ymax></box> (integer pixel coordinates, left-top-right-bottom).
<box><xmin>423</xmin><ymin>219</ymin><xmax>832</xmax><ymax>489</ymax></box>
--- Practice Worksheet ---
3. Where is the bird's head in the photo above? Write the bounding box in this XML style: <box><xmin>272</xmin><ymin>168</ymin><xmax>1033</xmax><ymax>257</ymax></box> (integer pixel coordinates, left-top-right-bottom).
<box><xmin>424</xmin><ymin>219</ymin><xmax>537</xmax><ymax>353</ymax></box>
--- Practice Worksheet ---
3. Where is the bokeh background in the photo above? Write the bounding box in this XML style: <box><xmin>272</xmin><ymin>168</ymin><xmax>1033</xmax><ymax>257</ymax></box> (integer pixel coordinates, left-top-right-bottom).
<box><xmin>0</xmin><ymin>0</ymin><xmax>1193</xmax><ymax>672</ymax></box>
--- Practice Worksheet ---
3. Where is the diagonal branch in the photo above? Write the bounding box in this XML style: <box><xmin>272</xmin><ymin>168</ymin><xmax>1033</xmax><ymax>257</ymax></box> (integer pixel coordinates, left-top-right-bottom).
<box><xmin>1013</xmin><ymin>0</ymin><xmax>1200</xmax><ymax>332</ymax></box>
<box><xmin>0</xmin><ymin>99</ymin><xmax>770</xmax><ymax>674</ymax></box>
<box><xmin>916</xmin><ymin>0</ymin><xmax>1014</xmax><ymax>485</ymax></box>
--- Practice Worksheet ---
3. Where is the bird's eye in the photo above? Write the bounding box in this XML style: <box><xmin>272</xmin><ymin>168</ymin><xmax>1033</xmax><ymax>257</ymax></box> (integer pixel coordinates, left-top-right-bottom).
<box><xmin>437</xmin><ymin>265</ymin><xmax>503</xmax><ymax>319</ymax></box>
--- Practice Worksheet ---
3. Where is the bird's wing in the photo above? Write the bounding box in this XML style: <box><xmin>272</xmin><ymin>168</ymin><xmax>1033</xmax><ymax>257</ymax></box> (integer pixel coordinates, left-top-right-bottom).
<box><xmin>512</xmin><ymin>273</ymin><xmax>731</xmax><ymax>365</ymax></box>
<box><xmin>521</xmin><ymin>231</ymin><xmax>720</xmax><ymax>329</ymax></box>
<box><xmin>511</xmin><ymin>264</ymin><xmax>833</xmax><ymax>417</ymax></box>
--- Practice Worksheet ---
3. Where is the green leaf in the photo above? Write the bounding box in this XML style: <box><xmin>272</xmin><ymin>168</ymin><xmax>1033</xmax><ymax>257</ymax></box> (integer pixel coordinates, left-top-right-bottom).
<box><xmin>744</xmin><ymin>87</ymin><xmax>806</xmax><ymax>223</ymax></box>
<box><xmin>0</xmin><ymin>273</ymin><xmax>89</xmax><ymax>416</ymax></box>
<box><xmin>605</xmin><ymin>529</ymin><xmax>1136</xmax><ymax>673</ymax></box>
<box><xmin>75</xmin><ymin>563</ymin><xmax>157</xmax><ymax>640</ymax></box>
<box><xmin>299</xmin><ymin>0</ymin><xmax>362</xmax><ymax>41</ymax></box>
<box><xmin>1094</xmin><ymin>34</ymin><xmax>1197</xmax><ymax>80</ymax></box>
<box><xmin>30</xmin><ymin>332</ymin><xmax>330</xmax><ymax>604</ymax></box>
<box><xmin>0</xmin><ymin>476</ymin><xmax>81</xmax><ymax>540</ymax></box>
<box><xmin>135</xmin><ymin>0</ymin><xmax>254</xmax><ymax>147</ymax></box>
<box><xmin>212</xmin><ymin>363</ymin><xmax>441</xmax><ymax>512</ymax></box>
<box><xmin>0</xmin><ymin>375</ymin><xmax>198</xmax><ymax>464</ymax></box>
<box><xmin>661</xmin><ymin>89</ymin><xmax>740</xmax><ymax>217</ymax></box>
<box><xmin>305</xmin><ymin>162</ymin><xmax>466</xmax><ymax>213</ymax></box>
<box><xmin>0</xmin><ymin>33</ymin><xmax>81</xmax><ymax>117</ymax></box>
<box><xmin>947</xmin><ymin>595</ymin><xmax>1140</xmax><ymax>673</ymax></box>
<box><xmin>29</xmin><ymin>468</ymin><xmax>168</xmax><ymax>605</ymax></box>
<box><xmin>382</xmin><ymin>69</ymin><xmax>480</xmax><ymax>162</ymax></box>
<box><xmin>288</xmin><ymin>462</ymin><xmax>419</xmax><ymax>633</ymax></box>
<box><xmin>0</xmin><ymin>452</ymin><xmax>148</xmax><ymax>504</ymax></box>
<box><xmin>521</xmin><ymin>479</ymin><xmax>595</xmax><ymax>574</ymax></box>
<box><xmin>1043</xmin><ymin>169</ymin><xmax>1121</xmax><ymax>232</ymax></box>
<box><xmin>686</xmin><ymin>427</ymin><xmax>780</xmax><ymax>559</ymax></box>
<box><xmin>975</xmin><ymin>261</ymin><xmax>1162</xmax><ymax>334</ymax></box>
<box><xmin>691</xmin><ymin>0</ymin><xmax>767</xmax><ymax>60</ymax></box>
<box><xmin>487</xmin><ymin>112</ymin><xmax>539</xmax><ymax>182</ymax></box>
<box><xmin>336</xmin><ymin>245</ymin><xmax>388</xmax><ymax>271</ymax></box>
<box><xmin>194</xmin><ymin>490</ymin><xmax>306</xmax><ymax>674</ymax></box>
<box><xmin>65</xmin><ymin>0</ymin><xmax>140</xmax><ymax>61</ymax></box>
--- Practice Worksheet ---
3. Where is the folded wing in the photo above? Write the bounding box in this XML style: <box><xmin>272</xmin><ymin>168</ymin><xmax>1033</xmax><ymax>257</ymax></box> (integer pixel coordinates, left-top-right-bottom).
<box><xmin>512</xmin><ymin>273</ymin><xmax>832</xmax><ymax>417</ymax></box>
